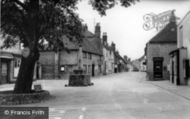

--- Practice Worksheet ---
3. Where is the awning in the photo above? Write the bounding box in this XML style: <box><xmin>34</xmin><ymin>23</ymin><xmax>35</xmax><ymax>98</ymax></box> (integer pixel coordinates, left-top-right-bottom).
<box><xmin>0</xmin><ymin>52</ymin><xmax>14</xmax><ymax>59</ymax></box>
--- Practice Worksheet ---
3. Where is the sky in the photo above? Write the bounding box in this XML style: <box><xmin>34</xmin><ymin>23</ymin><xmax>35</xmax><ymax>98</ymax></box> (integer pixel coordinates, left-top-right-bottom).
<box><xmin>76</xmin><ymin>0</ymin><xmax>190</xmax><ymax>60</ymax></box>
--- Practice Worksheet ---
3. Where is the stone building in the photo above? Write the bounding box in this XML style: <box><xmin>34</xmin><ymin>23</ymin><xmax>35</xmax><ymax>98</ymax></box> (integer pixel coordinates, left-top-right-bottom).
<box><xmin>39</xmin><ymin>24</ymin><xmax>103</xmax><ymax>79</ymax></box>
<box><xmin>169</xmin><ymin>11</ymin><xmax>190</xmax><ymax>85</ymax></box>
<box><xmin>0</xmin><ymin>35</ymin><xmax>22</xmax><ymax>84</ymax></box>
<box><xmin>146</xmin><ymin>20</ymin><xmax>177</xmax><ymax>81</ymax></box>
<box><xmin>102</xmin><ymin>33</ymin><xmax>115</xmax><ymax>75</ymax></box>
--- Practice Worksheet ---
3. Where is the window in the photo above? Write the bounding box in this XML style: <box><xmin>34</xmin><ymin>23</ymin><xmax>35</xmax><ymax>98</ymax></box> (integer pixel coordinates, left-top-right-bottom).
<box><xmin>99</xmin><ymin>65</ymin><xmax>102</xmax><ymax>73</ymax></box>
<box><xmin>83</xmin><ymin>65</ymin><xmax>87</xmax><ymax>73</ymax></box>
<box><xmin>14</xmin><ymin>59</ymin><xmax>17</xmax><ymax>67</ymax></box>
<box><xmin>83</xmin><ymin>52</ymin><xmax>87</xmax><ymax>58</ymax></box>
<box><xmin>14</xmin><ymin>59</ymin><xmax>21</xmax><ymax>68</ymax></box>
<box><xmin>88</xmin><ymin>65</ymin><xmax>91</xmax><ymax>73</ymax></box>
<box><xmin>99</xmin><ymin>56</ymin><xmax>102</xmax><ymax>61</ymax></box>
<box><xmin>88</xmin><ymin>53</ymin><xmax>92</xmax><ymax>59</ymax></box>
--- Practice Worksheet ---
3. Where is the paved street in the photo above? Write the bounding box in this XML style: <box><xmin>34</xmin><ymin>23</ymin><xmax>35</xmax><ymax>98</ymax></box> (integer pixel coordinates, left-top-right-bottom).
<box><xmin>1</xmin><ymin>72</ymin><xmax>190</xmax><ymax>119</ymax></box>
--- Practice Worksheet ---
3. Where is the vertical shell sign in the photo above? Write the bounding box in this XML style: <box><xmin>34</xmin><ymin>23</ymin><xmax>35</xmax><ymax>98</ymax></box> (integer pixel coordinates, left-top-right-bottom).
<box><xmin>143</xmin><ymin>10</ymin><xmax>176</xmax><ymax>31</ymax></box>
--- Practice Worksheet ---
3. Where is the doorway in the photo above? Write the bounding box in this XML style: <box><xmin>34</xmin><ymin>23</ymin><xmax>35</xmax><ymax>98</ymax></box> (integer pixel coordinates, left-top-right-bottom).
<box><xmin>92</xmin><ymin>64</ymin><xmax>95</xmax><ymax>77</ymax></box>
<box><xmin>153</xmin><ymin>57</ymin><xmax>163</xmax><ymax>79</ymax></box>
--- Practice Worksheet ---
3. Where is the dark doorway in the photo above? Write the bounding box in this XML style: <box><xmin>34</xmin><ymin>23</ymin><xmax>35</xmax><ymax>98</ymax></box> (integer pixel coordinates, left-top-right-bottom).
<box><xmin>92</xmin><ymin>64</ymin><xmax>95</xmax><ymax>77</ymax></box>
<box><xmin>36</xmin><ymin>63</ymin><xmax>39</xmax><ymax>79</ymax></box>
<box><xmin>171</xmin><ymin>61</ymin><xmax>174</xmax><ymax>83</ymax></box>
<box><xmin>153</xmin><ymin>58</ymin><xmax>163</xmax><ymax>79</ymax></box>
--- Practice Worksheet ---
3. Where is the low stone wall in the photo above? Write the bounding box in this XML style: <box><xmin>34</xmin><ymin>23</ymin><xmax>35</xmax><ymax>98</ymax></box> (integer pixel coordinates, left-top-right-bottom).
<box><xmin>0</xmin><ymin>90</ymin><xmax>50</xmax><ymax>105</ymax></box>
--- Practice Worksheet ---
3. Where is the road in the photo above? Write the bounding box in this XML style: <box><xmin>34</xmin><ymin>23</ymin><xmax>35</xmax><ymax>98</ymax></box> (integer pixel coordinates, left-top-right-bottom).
<box><xmin>9</xmin><ymin>72</ymin><xmax>190</xmax><ymax>119</ymax></box>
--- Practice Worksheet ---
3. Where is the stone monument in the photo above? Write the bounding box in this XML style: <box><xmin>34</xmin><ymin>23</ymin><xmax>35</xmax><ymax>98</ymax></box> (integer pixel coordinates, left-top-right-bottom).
<box><xmin>66</xmin><ymin>43</ymin><xmax>93</xmax><ymax>86</ymax></box>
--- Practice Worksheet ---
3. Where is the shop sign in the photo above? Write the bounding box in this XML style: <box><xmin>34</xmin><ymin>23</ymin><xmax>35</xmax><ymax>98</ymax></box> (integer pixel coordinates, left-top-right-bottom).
<box><xmin>143</xmin><ymin>10</ymin><xmax>176</xmax><ymax>31</ymax></box>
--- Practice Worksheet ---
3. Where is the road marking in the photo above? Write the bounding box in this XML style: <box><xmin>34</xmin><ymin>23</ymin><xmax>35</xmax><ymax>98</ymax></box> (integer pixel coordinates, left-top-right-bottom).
<box><xmin>52</xmin><ymin>117</ymin><xmax>62</xmax><ymax>119</ymax></box>
<box><xmin>59</xmin><ymin>110</ymin><xmax>65</xmax><ymax>114</ymax></box>
<box><xmin>82</xmin><ymin>107</ymin><xmax>86</xmax><ymax>111</ymax></box>
<box><xmin>50</xmin><ymin>108</ymin><xmax>56</xmax><ymax>111</ymax></box>
<box><xmin>79</xmin><ymin>115</ymin><xmax>84</xmax><ymax>119</ymax></box>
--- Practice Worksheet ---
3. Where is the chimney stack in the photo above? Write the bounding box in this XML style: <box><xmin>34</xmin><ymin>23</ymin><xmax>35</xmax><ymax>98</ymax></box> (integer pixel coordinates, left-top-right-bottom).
<box><xmin>170</xmin><ymin>10</ymin><xmax>176</xmax><ymax>23</ymax></box>
<box><xmin>102</xmin><ymin>32</ymin><xmax>107</xmax><ymax>46</ymax></box>
<box><xmin>95</xmin><ymin>23</ymin><xmax>101</xmax><ymax>39</ymax></box>
<box><xmin>111</xmin><ymin>42</ymin><xmax>116</xmax><ymax>52</ymax></box>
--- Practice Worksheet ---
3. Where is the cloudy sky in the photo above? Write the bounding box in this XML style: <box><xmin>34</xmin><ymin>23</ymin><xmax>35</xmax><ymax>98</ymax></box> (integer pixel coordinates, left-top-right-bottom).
<box><xmin>76</xmin><ymin>0</ymin><xmax>190</xmax><ymax>60</ymax></box>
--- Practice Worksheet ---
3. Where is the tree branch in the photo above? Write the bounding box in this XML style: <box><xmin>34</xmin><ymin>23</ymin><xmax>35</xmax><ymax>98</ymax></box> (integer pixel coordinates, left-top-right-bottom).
<box><xmin>14</xmin><ymin>0</ymin><xmax>29</xmax><ymax>11</ymax></box>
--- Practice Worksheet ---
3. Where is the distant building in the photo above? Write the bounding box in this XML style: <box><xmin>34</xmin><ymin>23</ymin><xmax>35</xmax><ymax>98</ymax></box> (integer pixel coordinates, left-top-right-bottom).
<box><xmin>146</xmin><ymin>17</ymin><xmax>177</xmax><ymax>81</ymax></box>
<box><xmin>132</xmin><ymin>59</ymin><xmax>140</xmax><ymax>71</ymax></box>
<box><xmin>114</xmin><ymin>50</ymin><xmax>127</xmax><ymax>73</ymax></box>
<box><xmin>102</xmin><ymin>33</ymin><xmax>114</xmax><ymax>75</ymax></box>
<box><xmin>139</xmin><ymin>55</ymin><xmax>146</xmax><ymax>72</ymax></box>
<box><xmin>39</xmin><ymin>24</ymin><xmax>103</xmax><ymax>79</ymax></box>
<box><xmin>169</xmin><ymin>11</ymin><xmax>190</xmax><ymax>85</ymax></box>
<box><xmin>0</xmin><ymin>35</ymin><xmax>22</xmax><ymax>84</ymax></box>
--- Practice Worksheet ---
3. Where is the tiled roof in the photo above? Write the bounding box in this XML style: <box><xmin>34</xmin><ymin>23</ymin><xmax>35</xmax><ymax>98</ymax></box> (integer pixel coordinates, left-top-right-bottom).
<box><xmin>149</xmin><ymin>22</ymin><xmax>177</xmax><ymax>44</ymax></box>
<box><xmin>62</xmin><ymin>32</ymin><xmax>103</xmax><ymax>56</ymax></box>
<box><xmin>114</xmin><ymin>51</ymin><xmax>127</xmax><ymax>64</ymax></box>
<box><xmin>83</xmin><ymin>30</ymin><xmax>103</xmax><ymax>55</ymax></box>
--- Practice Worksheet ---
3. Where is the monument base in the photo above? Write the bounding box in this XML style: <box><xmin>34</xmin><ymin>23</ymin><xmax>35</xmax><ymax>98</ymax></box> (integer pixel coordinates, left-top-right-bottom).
<box><xmin>66</xmin><ymin>70</ymin><xmax>93</xmax><ymax>86</ymax></box>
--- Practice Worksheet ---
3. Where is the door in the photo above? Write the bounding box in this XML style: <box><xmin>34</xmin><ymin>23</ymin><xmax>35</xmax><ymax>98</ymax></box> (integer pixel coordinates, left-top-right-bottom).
<box><xmin>171</xmin><ymin>61</ymin><xmax>174</xmax><ymax>83</ymax></box>
<box><xmin>153</xmin><ymin>59</ymin><xmax>163</xmax><ymax>78</ymax></box>
<box><xmin>92</xmin><ymin>64</ymin><xmax>95</xmax><ymax>77</ymax></box>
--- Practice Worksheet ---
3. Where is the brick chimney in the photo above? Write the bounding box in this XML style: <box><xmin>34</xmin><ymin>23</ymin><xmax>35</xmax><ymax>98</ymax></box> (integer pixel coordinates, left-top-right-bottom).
<box><xmin>111</xmin><ymin>42</ymin><xmax>116</xmax><ymax>52</ymax></box>
<box><xmin>169</xmin><ymin>10</ymin><xmax>176</xmax><ymax>23</ymax></box>
<box><xmin>102</xmin><ymin>32</ymin><xmax>107</xmax><ymax>46</ymax></box>
<box><xmin>95</xmin><ymin>23</ymin><xmax>101</xmax><ymax>39</ymax></box>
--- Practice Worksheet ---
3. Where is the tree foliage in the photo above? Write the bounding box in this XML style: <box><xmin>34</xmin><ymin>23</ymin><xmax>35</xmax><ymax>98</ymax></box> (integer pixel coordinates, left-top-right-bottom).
<box><xmin>1</xmin><ymin>0</ymin><xmax>139</xmax><ymax>93</ymax></box>
<box><xmin>1</xmin><ymin>0</ymin><xmax>139</xmax><ymax>50</ymax></box>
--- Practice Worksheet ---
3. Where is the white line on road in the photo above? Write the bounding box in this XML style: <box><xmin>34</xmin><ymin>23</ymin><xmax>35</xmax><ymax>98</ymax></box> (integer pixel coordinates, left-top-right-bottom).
<box><xmin>82</xmin><ymin>107</ymin><xmax>86</xmax><ymax>111</ymax></box>
<box><xmin>52</xmin><ymin>117</ymin><xmax>62</xmax><ymax>119</ymax></box>
<box><xmin>79</xmin><ymin>115</ymin><xmax>84</xmax><ymax>119</ymax></box>
<box><xmin>59</xmin><ymin>110</ymin><xmax>65</xmax><ymax>114</ymax></box>
<box><xmin>50</xmin><ymin>108</ymin><xmax>56</xmax><ymax>111</ymax></box>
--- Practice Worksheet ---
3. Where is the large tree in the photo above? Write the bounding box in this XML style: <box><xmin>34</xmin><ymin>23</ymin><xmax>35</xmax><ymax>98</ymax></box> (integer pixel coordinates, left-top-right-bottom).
<box><xmin>1</xmin><ymin>0</ymin><xmax>139</xmax><ymax>94</ymax></box>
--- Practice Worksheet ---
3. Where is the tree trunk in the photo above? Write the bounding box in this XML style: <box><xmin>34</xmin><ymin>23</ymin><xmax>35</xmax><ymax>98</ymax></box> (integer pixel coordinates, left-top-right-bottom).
<box><xmin>13</xmin><ymin>48</ymin><xmax>39</xmax><ymax>94</ymax></box>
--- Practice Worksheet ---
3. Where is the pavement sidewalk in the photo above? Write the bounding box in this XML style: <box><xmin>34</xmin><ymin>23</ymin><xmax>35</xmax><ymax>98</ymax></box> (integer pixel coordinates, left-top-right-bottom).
<box><xmin>148</xmin><ymin>80</ymin><xmax>190</xmax><ymax>101</ymax></box>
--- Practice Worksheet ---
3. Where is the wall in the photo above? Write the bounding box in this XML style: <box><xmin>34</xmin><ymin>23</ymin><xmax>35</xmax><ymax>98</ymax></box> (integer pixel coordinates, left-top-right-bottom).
<box><xmin>39</xmin><ymin>50</ymin><xmax>103</xmax><ymax>79</ymax></box>
<box><xmin>178</xmin><ymin>12</ymin><xmax>190</xmax><ymax>84</ymax></box>
<box><xmin>103</xmin><ymin>47</ymin><xmax>114</xmax><ymax>74</ymax></box>
<box><xmin>147</xmin><ymin>43</ymin><xmax>177</xmax><ymax>80</ymax></box>
<box><xmin>39</xmin><ymin>51</ymin><xmax>56</xmax><ymax>79</ymax></box>
<box><xmin>83</xmin><ymin>53</ymin><xmax>103</xmax><ymax>76</ymax></box>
